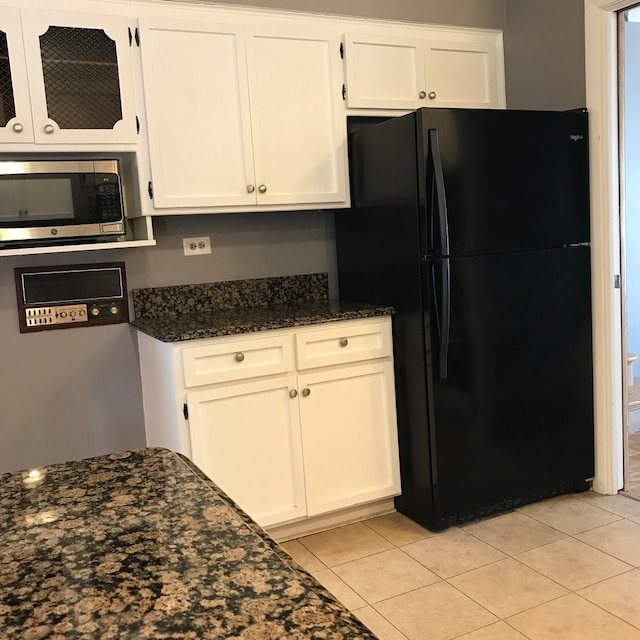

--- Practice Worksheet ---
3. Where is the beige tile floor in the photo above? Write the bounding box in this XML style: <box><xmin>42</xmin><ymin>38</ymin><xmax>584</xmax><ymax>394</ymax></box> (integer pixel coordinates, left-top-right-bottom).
<box><xmin>280</xmin><ymin>492</ymin><xmax>640</xmax><ymax>640</ymax></box>
<box><xmin>626</xmin><ymin>432</ymin><xmax>640</xmax><ymax>500</ymax></box>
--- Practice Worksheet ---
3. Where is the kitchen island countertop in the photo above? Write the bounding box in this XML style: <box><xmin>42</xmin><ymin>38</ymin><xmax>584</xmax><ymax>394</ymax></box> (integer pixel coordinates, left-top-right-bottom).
<box><xmin>0</xmin><ymin>448</ymin><xmax>377</xmax><ymax>639</ymax></box>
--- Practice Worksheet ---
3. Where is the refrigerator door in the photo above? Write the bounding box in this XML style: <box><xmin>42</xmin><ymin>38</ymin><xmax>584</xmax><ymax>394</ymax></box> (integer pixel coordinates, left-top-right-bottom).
<box><xmin>418</xmin><ymin>108</ymin><xmax>590</xmax><ymax>256</ymax></box>
<box><xmin>425</xmin><ymin>246</ymin><xmax>594</xmax><ymax>525</ymax></box>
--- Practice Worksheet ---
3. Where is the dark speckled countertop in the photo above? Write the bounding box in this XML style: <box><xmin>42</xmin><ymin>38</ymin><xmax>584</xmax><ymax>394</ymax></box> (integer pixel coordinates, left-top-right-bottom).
<box><xmin>130</xmin><ymin>274</ymin><xmax>393</xmax><ymax>343</ymax></box>
<box><xmin>0</xmin><ymin>448</ymin><xmax>377</xmax><ymax>639</ymax></box>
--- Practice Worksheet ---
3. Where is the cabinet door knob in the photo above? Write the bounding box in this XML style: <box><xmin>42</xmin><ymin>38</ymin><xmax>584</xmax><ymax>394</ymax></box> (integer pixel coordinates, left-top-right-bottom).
<box><xmin>247</xmin><ymin>184</ymin><xmax>255</xmax><ymax>193</ymax></box>
<box><xmin>289</xmin><ymin>389</ymin><xmax>298</xmax><ymax>398</ymax></box>
<box><xmin>418</xmin><ymin>90</ymin><xmax>427</xmax><ymax>99</ymax></box>
<box><xmin>43</xmin><ymin>123</ymin><xmax>55</xmax><ymax>134</ymax></box>
<box><xmin>302</xmin><ymin>387</ymin><xmax>311</xmax><ymax>397</ymax></box>
<box><xmin>428</xmin><ymin>91</ymin><xmax>437</xmax><ymax>100</ymax></box>
<box><xmin>258</xmin><ymin>184</ymin><xmax>267</xmax><ymax>194</ymax></box>
<box><xmin>235</xmin><ymin>352</ymin><xmax>245</xmax><ymax>362</ymax></box>
<box><xmin>340</xmin><ymin>338</ymin><xmax>349</xmax><ymax>347</ymax></box>
<box><xmin>12</xmin><ymin>122</ymin><xmax>23</xmax><ymax>133</ymax></box>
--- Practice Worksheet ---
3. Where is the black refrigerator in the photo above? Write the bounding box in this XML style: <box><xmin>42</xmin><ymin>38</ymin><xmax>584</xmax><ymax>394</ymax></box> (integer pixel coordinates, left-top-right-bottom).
<box><xmin>335</xmin><ymin>108</ymin><xmax>595</xmax><ymax>531</ymax></box>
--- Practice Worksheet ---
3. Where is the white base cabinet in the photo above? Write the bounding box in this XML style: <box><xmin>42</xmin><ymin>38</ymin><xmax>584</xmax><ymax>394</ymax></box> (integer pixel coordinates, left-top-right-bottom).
<box><xmin>137</xmin><ymin>316</ymin><xmax>401</xmax><ymax>529</ymax></box>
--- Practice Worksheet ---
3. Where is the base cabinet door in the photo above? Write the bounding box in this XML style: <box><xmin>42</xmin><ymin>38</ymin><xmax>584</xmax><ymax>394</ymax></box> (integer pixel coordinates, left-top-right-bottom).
<box><xmin>187</xmin><ymin>375</ymin><xmax>307</xmax><ymax>527</ymax></box>
<box><xmin>297</xmin><ymin>361</ymin><xmax>401</xmax><ymax>516</ymax></box>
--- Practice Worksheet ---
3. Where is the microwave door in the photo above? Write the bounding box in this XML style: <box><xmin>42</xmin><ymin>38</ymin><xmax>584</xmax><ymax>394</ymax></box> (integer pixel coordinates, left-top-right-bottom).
<box><xmin>0</xmin><ymin>175</ymin><xmax>75</xmax><ymax>222</ymax></box>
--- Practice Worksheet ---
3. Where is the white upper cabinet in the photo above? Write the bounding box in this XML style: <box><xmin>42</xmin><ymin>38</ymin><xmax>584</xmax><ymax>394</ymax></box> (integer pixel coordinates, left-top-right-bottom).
<box><xmin>423</xmin><ymin>33</ymin><xmax>505</xmax><ymax>108</ymax></box>
<box><xmin>342</xmin><ymin>33</ymin><xmax>426</xmax><ymax>110</ymax></box>
<box><xmin>6</xmin><ymin>8</ymin><xmax>137</xmax><ymax>145</ymax></box>
<box><xmin>139</xmin><ymin>20</ymin><xmax>255</xmax><ymax>208</ymax></box>
<box><xmin>343</xmin><ymin>28</ymin><xmax>505</xmax><ymax>110</ymax></box>
<box><xmin>246</xmin><ymin>30</ymin><xmax>347</xmax><ymax>207</ymax></box>
<box><xmin>0</xmin><ymin>7</ymin><xmax>34</xmax><ymax>144</ymax></box>
<box><xmin>138</xmin><ymin>18</ymin><xmax>347</xmax><ymax>213</ymax></box>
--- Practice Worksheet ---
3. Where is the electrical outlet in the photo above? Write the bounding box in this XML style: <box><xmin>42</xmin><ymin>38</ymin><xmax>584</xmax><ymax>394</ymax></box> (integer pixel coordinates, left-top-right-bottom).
<box><xmin>183</xmin><ymin>236</ymin><xmax>211</xmax><ymax>256</ymax></box>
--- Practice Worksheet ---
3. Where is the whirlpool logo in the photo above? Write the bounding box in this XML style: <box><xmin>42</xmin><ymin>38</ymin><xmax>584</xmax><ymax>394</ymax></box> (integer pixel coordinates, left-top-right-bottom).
<box><xmin>570</xmin><ymin>134</ymin><xmax>584</xmax><ymax>142</ymax></box>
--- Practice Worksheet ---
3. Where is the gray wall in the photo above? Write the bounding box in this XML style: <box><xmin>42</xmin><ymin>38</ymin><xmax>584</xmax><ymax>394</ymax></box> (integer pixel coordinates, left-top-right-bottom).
<box><xmin>167</xmin><ymin>0</ymin><xmax>507</xmax><ymax>29</ymax></box>
<box><xmin>0</xmin><ymin>0</ymin><xmax>588</xmax><ymax>474</ymax></box>
<box><xmin>504</xmin><ymin>0</ymin><xmax>586</xmax><ymax>110</ymax></box>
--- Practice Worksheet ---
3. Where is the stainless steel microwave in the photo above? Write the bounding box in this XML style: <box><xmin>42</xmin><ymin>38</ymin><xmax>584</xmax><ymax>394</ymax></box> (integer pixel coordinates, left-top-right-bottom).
<box><xmin>0</xmin><ymin>160</ymin><xmax>126</xmax><ymax>248</ymax></box>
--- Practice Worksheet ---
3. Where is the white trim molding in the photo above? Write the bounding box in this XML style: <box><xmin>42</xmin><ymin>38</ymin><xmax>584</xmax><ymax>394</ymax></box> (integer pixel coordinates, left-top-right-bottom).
<box><xmin>584</xmin><ymin>0</ymin><xmax>631</xmax><ymax>493</ymax></box>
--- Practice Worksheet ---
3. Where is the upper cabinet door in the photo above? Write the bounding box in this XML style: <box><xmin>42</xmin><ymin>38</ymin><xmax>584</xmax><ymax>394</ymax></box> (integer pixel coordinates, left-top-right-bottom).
<box><xmin>342</xmin><ymin>29</ymin><xmax>505</xmax><ymax>111</ymax></box>
<box><xmin>139</xmin><ymin>19</ymin><xmax>255</xmax><ymax>208</ymax></box>
<box><xmin>0</xmin><ymin>8</ymin><xmax>34</xmax><ymax>143</ymax></box>
<box><xmin>20</xmin><ymin>9</ymin><xmax>137</xmax><ymax>144</ymax></box>
<box><xmin>424</xmin><ymin>33</ymin><xmax>506</xmax><ymax>109</ymax></box>
<box><xmin>343</xmin><ymin>33</ymin><xmax>426</xmax><ymax>109</ymax></box>
<box><xmin>245</xmin><ymin>30</ymin><xmax>347</xmax><ymax>206</ymax></box>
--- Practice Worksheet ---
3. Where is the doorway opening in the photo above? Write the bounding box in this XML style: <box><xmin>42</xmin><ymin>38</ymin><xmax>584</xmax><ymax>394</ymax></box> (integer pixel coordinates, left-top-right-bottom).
<box><xmin>619</xmin><ymin>4</ymin><xmax>640</xmax><ymax>500</ymax></box>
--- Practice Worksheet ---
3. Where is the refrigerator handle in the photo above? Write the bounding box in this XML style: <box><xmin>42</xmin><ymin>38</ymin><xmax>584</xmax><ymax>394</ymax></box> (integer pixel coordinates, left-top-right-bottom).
<box><xmin>439</xmin><ymin>257</ymin><xmax>451</xmax><ymax>380</ymax></box>
<box><xmin>428</xmin><ymin>129</ymin><xmax>450</xmax><ymax>256</ymax></box>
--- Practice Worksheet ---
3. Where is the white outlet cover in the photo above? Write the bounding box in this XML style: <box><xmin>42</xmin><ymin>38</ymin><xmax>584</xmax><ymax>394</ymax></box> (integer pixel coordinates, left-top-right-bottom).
<box><xmin>183</xmin><ymin>236</ymin><xmax>211</xmax><ymax>256</ymax></box>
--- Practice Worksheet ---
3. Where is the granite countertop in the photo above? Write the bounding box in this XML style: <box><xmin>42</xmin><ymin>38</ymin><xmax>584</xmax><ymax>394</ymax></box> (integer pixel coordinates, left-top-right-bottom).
<box><xmin>0</xmin><ymin>448</ymin><xmax>377</xmax><ymax>639</ymax></box>
<box><xmin>131</xmin><ymin>300</ymin><xmax>393</xmax><ymax>342</ymax></box>
<box><xmin>130</xmin><ymin>273</ymin><xmax>393</xmax><ymax>343</ymax></box>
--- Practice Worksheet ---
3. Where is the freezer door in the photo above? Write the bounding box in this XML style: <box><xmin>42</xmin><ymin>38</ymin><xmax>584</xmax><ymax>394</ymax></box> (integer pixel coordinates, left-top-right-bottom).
<box><xmin>427</xmin><ymin>246</ymin><xmax>594</xmax><ymax>523</ymax></box>
<box><xmin>418</xmin><ymin>108</ymin><xmax>590</xmax><ymax>256</ymax></box>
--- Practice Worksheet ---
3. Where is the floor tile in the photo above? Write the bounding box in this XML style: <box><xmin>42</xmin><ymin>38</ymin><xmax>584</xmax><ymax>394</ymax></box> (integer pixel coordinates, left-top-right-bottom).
<box><xmin>353</xmin><ymin>606</ymin><xmax>409</xmax><ymax>640</ymax></box>
<box><xmin>576</xmin><ymin>491</ymin><xmax>640</xmax><ymax>517</ymax></box>
<box><xmin>448</xmin><ymin>558</ymin><xmax>568</xmax><ymax>618</ymax></box>
<box><xmin>575</xmin><ymin>518</ymin><xmax>640</xmax><ymax>566</ymax></box>
<box><xmin>516</xmin><ymin>494</ymin><xmax>621</xmax><ymax>535</ymax></box>
<box><xmin>333</xmin><ymin>548</ymin><xmax>440</xmax><ymax>603</ymax></box>
<box><xmin>313</xmin><ymin>569</ymin><xmax>367</xmax><ymax>611</ymax></box>
<box><xmin>374</xmin><ymin>582</ymin><xmax>498</xmax><ymax>640</ymax></box>
<box><xmin>462</xmin><ymin>511</ymin><xmax>566</xmax><ymax>555</ymax></box>
<box><xmin>455</xmin><ymin>621</ymin><xmax>529</xmax><ymax>640</ymax></box>
<box><xmin>364</xmin><ymin>511</ymin><xmax>433</xmax><ymax>546</ymax></box>
<box><xmin>507</xmin><ymin>593</ymin><xmax>640</xmax><ymax>639</ymax></box>
<box><xmin>279</xmin><ymin>539</ymin><xmax>327</xmax><ymax>575</ymax></box>
<box><xmin>516</xmin><ymin>537</ymin><xmax>632</xmax><ymax>590</ymax></box>
<box><xmin>298</xmin><ymin>522</ymin><xmax>394</xmax><ymax>567</ymax></box>
<box><xmin>578</xmin><ymin>568</ymin><xmax>640</xmax><ymax>627</ymax></box>
<box><xmin>401</xmin><ymin>527</ymin><xmax>506</xmax><ymax>578</ymax></box>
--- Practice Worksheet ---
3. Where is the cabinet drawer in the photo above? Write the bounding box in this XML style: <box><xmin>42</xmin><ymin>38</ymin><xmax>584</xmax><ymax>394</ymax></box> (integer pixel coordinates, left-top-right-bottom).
<box><xmin>182</xmin><ymin>335</ymin><xmax>294</xmax><ymax>387</ymax></box>
<box><xmin>295</xmin><ymin>319</ymin><xmax>391</xmax><ymax>370</ymax></box>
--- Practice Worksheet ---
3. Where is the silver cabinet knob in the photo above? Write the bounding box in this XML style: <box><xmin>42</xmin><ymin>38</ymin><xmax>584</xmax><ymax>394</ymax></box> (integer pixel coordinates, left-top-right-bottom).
<box><xmin>302</xmin><ymin>388</ymin><xmax>311</xmax><ymax>397</ymax></box>
<box><xmin>12</xmin><ymin>122</ymin><xmax>23</xmax><ymax>133</ymax></box>
<box><xmin>418</xmin><ymin>91</ymin><xmax>427</xmax><ymax>99</ymax></box>
<box><xmin>339</xmin><ymin>338</ymin><xmax>348</xmax><ymax>347</ymax></box>
<box><xmin>289</xmin><ymin>389</ymin><xmax>298</xmax><ymax>398</ymax></box>
<box><xmin>247</xmin><ymin>184</ymin><xmax>255</xmax><ymax>193</ymax></box>
<box><xmin>258</xmin><ymin>185</ymin><xmax>267</xmax><ymax>194</ymax></box>
<box><xmin>428</xmin><ymin>91</ymin><xmax>437</xmax><ymax>100</ymax></box>
<box><xmin>235</xmin><ymin>352</ymin><xmax>245</xmax><ymax>362</ymax></box>
<box><xmin>43</xmin><ymin>123</ymin><xmax>55</xmax><ymax>134</ymax></box>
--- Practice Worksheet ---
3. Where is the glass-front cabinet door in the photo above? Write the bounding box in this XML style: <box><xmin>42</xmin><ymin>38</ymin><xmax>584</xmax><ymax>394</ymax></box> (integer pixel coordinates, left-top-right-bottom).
<box><xmin>20</xmin><ymin>9</ymin><xmax>137</xmax><ymax>144</ymax></box>
<box><xmin>0</xmin><ymin>7</ymin><xmax>34</xmax><ymax>143</ymax></box>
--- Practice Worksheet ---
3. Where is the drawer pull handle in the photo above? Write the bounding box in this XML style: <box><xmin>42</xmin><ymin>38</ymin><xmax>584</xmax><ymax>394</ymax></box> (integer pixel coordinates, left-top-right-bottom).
<box><xmin>418</xmin><ymin>90</ymin><xmax>427</xmax><ymax>99</ymax></box>
<box><xmin>235</xmin><ymin>352</ymin><xmax>245</xmax><ymax>362</ymax></box>
<box><xmin>340</xmin><ymin>338</ymin><xmax>349</xmax><ymax>347</ymax></box>
<box><xmin>289</xmin><ymin>389</ymin><xmax>298</xmax><ymax>399</ymax></box>
<box><xmin>428</xmin><ymin>91</ymin><xmax>437</xmax><ymax>100</ymax></box>
<box><xmin>302</xmin><ymin>388</ymin><xmax>311</xmax><ymax>397</ymax></box>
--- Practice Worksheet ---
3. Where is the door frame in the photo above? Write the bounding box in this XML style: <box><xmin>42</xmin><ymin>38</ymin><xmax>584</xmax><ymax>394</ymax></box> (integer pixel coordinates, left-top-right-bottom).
<box><xmin>585</xmin><ymin>0</ymin><xmax>632</xmax><ymax>494</ymax></box>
